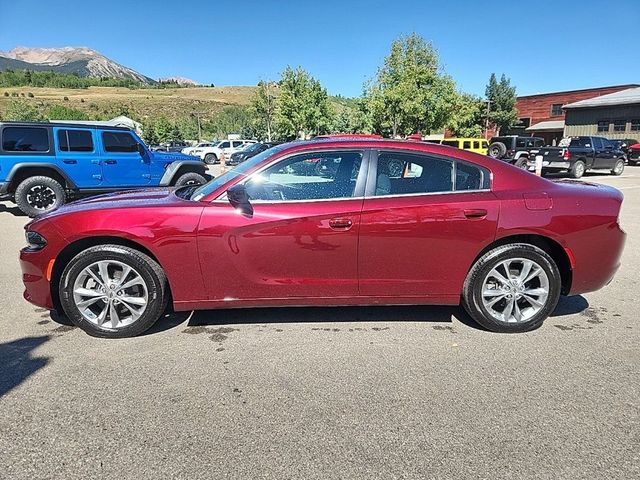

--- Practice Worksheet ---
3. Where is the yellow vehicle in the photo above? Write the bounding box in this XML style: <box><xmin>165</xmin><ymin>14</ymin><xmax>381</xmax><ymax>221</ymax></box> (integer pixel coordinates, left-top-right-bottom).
<box><xmin>440</xmin><ymin>138</ymin><xmax>489</xmax><ymax>155</ymax></box>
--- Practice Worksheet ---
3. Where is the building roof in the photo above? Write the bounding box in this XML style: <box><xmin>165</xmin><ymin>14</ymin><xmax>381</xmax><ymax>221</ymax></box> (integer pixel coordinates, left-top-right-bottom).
<box><xmin>526</xmin><ymin>120</ymin><xmax>565</xmax><ymax>131</ymax></box>
<box><xmin>517</xmin><ymin>84</ymin><xmax>639</xmax><ymax>100</ymax></box>
<box><xmin>563</xmin><ymin>87</ymin><xmax>640</xmax><ymax>109</ymax></box>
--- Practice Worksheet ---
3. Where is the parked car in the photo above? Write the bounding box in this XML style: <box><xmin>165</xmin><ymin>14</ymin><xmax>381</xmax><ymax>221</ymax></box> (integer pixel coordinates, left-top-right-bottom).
<box><xmin>609</xmin><ymin>138</ymin><xmax>638</xmax><ymax>159</ymax></box>
<box><xmin>182</xmin><ymin>142</ymin><xmax>216</xmax><ymax>155</ymax></box>
<box><xmin>21</xmin><ymin>138</ymin><xmax>625</xmax><ymax>338</ymax></box>
<box><xmin>152</xmin><ymin>141</ymin><xmax>188</xmax><ymax>152</ymax></box>
<box><xmin>528</xmin><ymin>136</ymin><xmax>626</xmax><ymax>178</ymax></box>
<box><xmin>228</xmin><ymin>142</ymin><xmax>279</xmax><ymax>165</ymax></box>
<box><xmin>488</xmin><ymin>136</ymin><xmax>545</xmax><ymax>166</ymax></box>
<box><xmin>193</xmin><ymin>139</ymin><xmax>257</xmax><ymax>164</ymax></box>
<box><xmin>0</xmin><ymin>122</ymin><xmax>209</xmax><ymax>216</ymax></box>
<box><xmin>628</xmin><ymin>143</ymin><xmax>640</xmax><ymax>166</ymax></box>
<box><xmin>439</xmin><ymin>137</ymin><xmax>489</xmax><ymax>155</ymax></box>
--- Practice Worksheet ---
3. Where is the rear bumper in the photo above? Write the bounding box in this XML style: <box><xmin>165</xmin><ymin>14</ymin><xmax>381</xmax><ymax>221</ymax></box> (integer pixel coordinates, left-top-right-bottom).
<box><xmin>569</xmin><ymin>221</ymin><xmax>626</xmax><ymax>295</ymax></box>
<box><xmin>20</xmin><ymin>247</ymin><xmax>55</xmax><ymax>310</ymax></box>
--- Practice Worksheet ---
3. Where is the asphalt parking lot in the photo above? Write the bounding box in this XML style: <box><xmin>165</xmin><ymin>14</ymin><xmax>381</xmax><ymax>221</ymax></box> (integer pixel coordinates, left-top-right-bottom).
<box><xmin>1</xmin><ymin>169</ymin><xmax>639</xmax><ymax>479</ymax></box>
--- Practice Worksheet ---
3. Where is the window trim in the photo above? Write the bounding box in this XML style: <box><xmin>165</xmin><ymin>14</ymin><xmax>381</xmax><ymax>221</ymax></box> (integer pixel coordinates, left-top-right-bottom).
<box><xmin>101</xmin><ymin>130</ymin><xmax>139</xmax><ymax>154</ymax></box>
<box><xmin>612</xmin><ymin>119</ymin><xmax>627</xmax><ymax>133</ymax></box>
<box><xmin>550</xmin><ymin>104</ymin><xmax>563</xmax><ymax>117</ymax></box>
<box><xmin>0</xmin><ymin>125</ymin><xmax>53</xmax><ymax>155</ymax></box>
<box><xmin>213</xmin><ymin>147</ymin><xmax>371</xmax><ymax>204</ymax></box>
<box><xmin>597</xmin><ymin>120</ymin><xmax>610</xmax><ymax>133</ymax></box>
<box><xmin>56</xmin><ymin>128</ymin><xmax>95</xmax><ymax>153</ymax></box>
<box><xmin>364</xmin><ymin>149</ymin><xmax>492</xmax><ymax>199</ymax></box>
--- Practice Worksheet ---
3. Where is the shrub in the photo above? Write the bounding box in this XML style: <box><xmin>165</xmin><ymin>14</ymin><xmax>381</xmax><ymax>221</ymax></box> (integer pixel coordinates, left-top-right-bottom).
<box><xmin>63</xmin><ymin>96</ymin><xmax>69</xmax><ymax>101</ymax></box>
<box><xmin>27</xmin><ymin>92</ymin><xmax>34</xmax><ymax>98</ymax></box>
<box><xmin>3</xmin><ymin>92</ymin><xmax>8</xmax><ymax>97</ymax></box>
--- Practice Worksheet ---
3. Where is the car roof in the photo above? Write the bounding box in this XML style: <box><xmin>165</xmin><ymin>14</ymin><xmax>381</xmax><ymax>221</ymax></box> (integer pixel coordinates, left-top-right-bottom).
<box><xmin>0</xmin><ymin>121</ymin><xmax>131</xmax><ymax>131</ymax></box>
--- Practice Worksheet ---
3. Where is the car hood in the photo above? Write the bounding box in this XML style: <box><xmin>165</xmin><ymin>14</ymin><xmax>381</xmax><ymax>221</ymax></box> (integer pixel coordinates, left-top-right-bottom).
<box><xmin>37</xmin><ymin>188</ymin><xmax>189</xmax><ymax>219</ymax></box>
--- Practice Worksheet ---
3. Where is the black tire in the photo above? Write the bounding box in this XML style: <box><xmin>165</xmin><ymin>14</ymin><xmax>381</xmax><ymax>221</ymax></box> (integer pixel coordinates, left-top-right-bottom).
<box><xmin>174</xmin><ymin>172</ymin><xmax>207</xmax><ymax>186</ymax></box>
<box><xmin>204</xmin><ymin>153</ymin><xmax>218</xmax><ymax>165</ymax></box>
<box><xmin>611</xmin><ymin>159</ymin><xmax>625</xmax><ymax>176</ymax></box>
<box><xmin>462</xmin><ymin>244</ymin><xmax>561</xmax><ymax>333</ymax></box>
<box><xmin>514</xmin><ymin>157</ymin><xmax>528</xmax><ymax>169</ymax></box>
<box><xmin>488</xmin><ymin>142</ymin><xmax>507</xmax><ymax>159</ymax></box>
<box><xmin>14</xmin><ymin>175</ymin><xmax>66</xmax><ymax>217</ymax></box>
<box><xmin>569</xmin><ymin>160</ymin><xmax>586</xmax><ymax>179</ymax></box>
<box><xmin>59</xmin><ymin>245</ymin><xmax>167</xmax><ymax>338</ymax></box>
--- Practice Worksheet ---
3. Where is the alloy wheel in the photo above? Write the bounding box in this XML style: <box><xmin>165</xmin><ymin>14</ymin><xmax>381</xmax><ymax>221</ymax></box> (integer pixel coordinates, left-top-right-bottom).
<box><xmin>72</xmin><ymin>260</ymin><xmax>149</xmax><ymax>329</ymax></box>
<box><xmin>26</xmin><ymin>185</ymin><xmax>56</xmax><ymax>210</ymax></box>
<box><xmin>481</xmin><ymin>258</ymin><xmax>550</xmax><ymax>323</ymax></box>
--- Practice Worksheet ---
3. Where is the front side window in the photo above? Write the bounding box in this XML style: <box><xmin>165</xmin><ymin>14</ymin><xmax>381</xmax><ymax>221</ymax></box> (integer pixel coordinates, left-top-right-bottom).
<box><xmin>2</xmin><ymin>127</ymin><xmax>49</xmax><ymax>152</ymax></box>
<box><xmin>593</xmin><ymin>137</ymin><xmax>604</xmax><ymax>149</ymax></box>
<box><xmin>219</xmin><ymin>141</ymin><xmax>230</xmax><ymax>149</ymax></box>
<box><xmin>550</xmin><ymin>104</ymin><xmax>563</xmax><ymax>116</ymax></box>
<box><xmin>597</xmin><ymin>120</ymin><xmax>610</xmax><ymax>133</ymax></box>
<box><xmin>58</xmin><ymin>129</ymin><xmax>93</xmax><ymax>152</ymax></box>
<box><xmin>102</xmin><ymin>131</ymin><xmax>138</xmax><ymax>153</ymax></box>
<box><xmin>373</xmin><ymin>152</ymin><xmax>489</xmax><ymax>197</ymax></box>
<box><xmin>473</xmin><ymin>141</ymin><xmax>480</xmax><ymax>149</ymax></box>
<box><xmin>245</xmin><ymin>151</ymin><xmax>363</xmax><ymax>202</ymax></box>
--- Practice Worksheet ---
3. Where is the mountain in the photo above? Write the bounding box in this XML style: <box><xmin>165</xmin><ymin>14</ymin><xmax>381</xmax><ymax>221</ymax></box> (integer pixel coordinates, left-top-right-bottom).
<box><xmin>0</xmin><ymin>47</ymin><xmax>156</xmax><ymax>84</ymax></box>
<box><xmin>159</xmin><ymin>76</ymin><xmax>200</xmax><ymax>86</ymax></box>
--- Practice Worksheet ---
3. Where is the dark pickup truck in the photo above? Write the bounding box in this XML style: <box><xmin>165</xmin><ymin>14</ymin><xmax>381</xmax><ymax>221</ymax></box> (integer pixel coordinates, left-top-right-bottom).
<box><xmin>527</xmin><ymin>136</ymin><xmax>626</xmax><ymax>178</ymax></box>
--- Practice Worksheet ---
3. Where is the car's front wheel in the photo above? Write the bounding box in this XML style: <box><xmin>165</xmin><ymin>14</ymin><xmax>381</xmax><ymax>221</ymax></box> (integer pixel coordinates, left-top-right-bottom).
<box><xmin>174</xmin><ymin>172</ymin><xmax>207</xmax><ymax>186</ymax></box>
<box><xmin>462</xmin><ymin>244</ymin><xmax>561</xmax><ymax>333</ymax></box>
<box><xmin>59</xmin><ymin>245</ymin><xmax>167</xmax><ymax>338</ymax></box>
<box><xmin>204</xmin><ymin>153</ymin><xmax>218</xmax><ymax>165</ymax></box>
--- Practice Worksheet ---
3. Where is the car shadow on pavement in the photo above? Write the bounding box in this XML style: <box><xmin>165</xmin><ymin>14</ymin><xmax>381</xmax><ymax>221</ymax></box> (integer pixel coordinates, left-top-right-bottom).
<box><xmin>551</xmin><ymin>295</ymin><xmax>589</xmax><ymax>317</ymax></box>
<box><xmin>184</xmin><ymin>305</ymin><xmax>482</xmax><ymax>330</ymax></box>
<box><xmin>0</xmin><ymin>202</ymin><xmax>26</xmax><ymax>217</ymax></box>
<box><xmin>0</xmin><ymin>335</ymin><xmax>50</xmax><ymax>397</ymax></box>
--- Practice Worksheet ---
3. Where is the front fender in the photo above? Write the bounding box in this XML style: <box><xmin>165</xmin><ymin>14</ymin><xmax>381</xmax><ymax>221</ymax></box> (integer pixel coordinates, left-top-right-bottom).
<box><xmin>159</xmin><ymin>161</ymin><xmax>207</xmax><ymax>186</ymax></box>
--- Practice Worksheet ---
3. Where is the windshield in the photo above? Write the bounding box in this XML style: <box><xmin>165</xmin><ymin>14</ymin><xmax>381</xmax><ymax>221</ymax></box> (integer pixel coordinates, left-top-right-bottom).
<box><xmin>191</xmin><ymin>143</ymin><xmax>289</xmax><ymax>201</ymax></box>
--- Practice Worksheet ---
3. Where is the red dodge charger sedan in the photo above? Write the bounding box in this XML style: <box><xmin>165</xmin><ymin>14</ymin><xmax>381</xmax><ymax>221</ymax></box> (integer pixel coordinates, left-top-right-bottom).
<box><xmin>20</xmin><ymin>138</ymin><xmax>625</xmax><ymax>338</ymax></box>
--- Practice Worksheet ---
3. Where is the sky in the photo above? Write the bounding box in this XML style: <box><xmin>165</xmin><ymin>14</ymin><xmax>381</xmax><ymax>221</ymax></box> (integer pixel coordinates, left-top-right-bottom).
<box><xmin>1</xmin><ymin>0</ymin><xmax>638</xmax><ymax>98</ymax></box>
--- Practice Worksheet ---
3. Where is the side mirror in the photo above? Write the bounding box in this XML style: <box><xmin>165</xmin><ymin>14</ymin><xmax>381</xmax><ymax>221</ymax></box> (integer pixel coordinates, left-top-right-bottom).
<box><xmin>227</xmin><ymin>184</ymin><xmax>253</xmax><ymax>216</ymax></box>
<box><xmin>137</xmin><ymin>143</ymin><xmax>146</xmax><ymax>156</ymax></box>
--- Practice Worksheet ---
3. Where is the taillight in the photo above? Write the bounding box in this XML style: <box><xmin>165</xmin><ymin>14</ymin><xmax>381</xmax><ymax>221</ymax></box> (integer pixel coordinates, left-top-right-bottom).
<box><xmin>563</xmin><ymin>149</ymin><xmax>571</xmax><ymax>161</ymax></box>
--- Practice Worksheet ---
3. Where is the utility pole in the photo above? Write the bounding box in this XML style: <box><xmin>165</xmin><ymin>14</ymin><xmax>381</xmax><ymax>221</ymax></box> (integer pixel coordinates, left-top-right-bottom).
<box><xmin>484</xmin><ymin>100</ymin><xmax>491</xmax><ymax>139</ymax></box>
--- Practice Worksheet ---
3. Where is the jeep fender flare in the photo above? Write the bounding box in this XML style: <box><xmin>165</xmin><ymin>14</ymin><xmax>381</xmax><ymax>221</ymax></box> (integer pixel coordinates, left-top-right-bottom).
<box><xmin>159</xmin><ymin>161</ymin><xmax>208</xmax><ymax>186</ymax></box>
<box><xmin>513</xmin><ymin>151</ymin><xmax>529</xmax><ymax>160</ymax></box>
<box><xmin>5</xmin><ymin>163</ymin><xmax>78</xmax><ymax>190</ymax></box>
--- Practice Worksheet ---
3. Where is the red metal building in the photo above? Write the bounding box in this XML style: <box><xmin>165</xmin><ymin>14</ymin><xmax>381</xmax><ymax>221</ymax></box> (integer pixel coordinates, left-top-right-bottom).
<box><xmin>511</xmin><ymin>84</ymin><xmax>639</xmax><ymax>145</ymax></box>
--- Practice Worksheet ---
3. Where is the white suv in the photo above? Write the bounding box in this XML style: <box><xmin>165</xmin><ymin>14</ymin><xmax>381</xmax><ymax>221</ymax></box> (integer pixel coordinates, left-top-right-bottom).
<box><xmin>194</xmin><ymin>140</ymin><xmax>257</xmax><ymax>164</ymax></box>
<box><xmin>182</xmin><ymin>142</ymin><xmax>217</xmax><ymax>155</ymax></box>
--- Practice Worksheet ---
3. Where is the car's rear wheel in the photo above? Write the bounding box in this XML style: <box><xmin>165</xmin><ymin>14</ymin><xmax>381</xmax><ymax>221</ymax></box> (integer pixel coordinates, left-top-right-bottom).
<box><xmin>611</xmin><ymin>159</ymin><xmax>625</xmax><ymax>176</ymax></box>
<box><xmin>174</xmin><ymin>172</ymin><xmax>207</xmax><ymax>186</ymax></box>
<box><xmin>59</xmin><ymin>245</ymin><xmax>167</xmax><ymax>338</ymax></box>
<box><xmin>15</xmin><ymin>176</ymin><xmax>66</xmax><ymax>217</ymax></box>
<box><xmin>569</xmin><ymin>160</ymin><xmax>586</xmax><ymax>179</ymax></box>
<box><xmin>462</xmin><ymin>244</ymin><xmax>561</xmax><ymax>333</ymax></box>
<box><xmin>514</xmin><ymin>157</ymin><xmax>529</xmax><ymax>169</ymax></box>
<box><xmin>204</xmin><ymin>153</ymin><xmax>218</xmax><ymax>165</ymax></box>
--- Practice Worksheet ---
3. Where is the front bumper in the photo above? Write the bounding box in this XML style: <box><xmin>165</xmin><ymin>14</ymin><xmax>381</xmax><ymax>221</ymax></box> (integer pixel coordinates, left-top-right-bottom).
<box><xmin>20</xmin><ymin>247</ymin><xmax>56</xmax><ymax>310</ymax></box>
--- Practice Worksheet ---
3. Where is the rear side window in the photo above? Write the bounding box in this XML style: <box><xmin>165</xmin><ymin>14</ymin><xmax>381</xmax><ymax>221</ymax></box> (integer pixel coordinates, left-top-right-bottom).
<box><xmin>463</xmin><ymin>141</ymin><xmax>471</xmax><ymax>149</ymax></box>
<box><xmin>2</xmin><ymin>127</ymin><xmax>50</xmax><ymax>152</ymax></box>
<box><xmin>58</xmin><ymin>129</ymin><xmax>94</xmax><ymax>152</ymax></box>
<box><xmin>569</xmin><ymin>137</ymin><xmax>592</xmax><ymax>148</ymax></box>
<box><xmin>441</xmin><ymin>140</ymin><xmax>459</xmax><ymax>148</ymax></box>
<box><xmin>102</xmin><ymin>131</ymin><xmax>138</xmax><ymax>152</ymax></box>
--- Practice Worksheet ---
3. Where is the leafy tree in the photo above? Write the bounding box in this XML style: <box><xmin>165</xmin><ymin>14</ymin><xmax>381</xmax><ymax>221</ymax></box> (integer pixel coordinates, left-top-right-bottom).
<box><xmin>153</xmin><ymin>116</ymin><xmax>175</xmax><ymax>141</ymax></box>
<box><xmin>210</xmin><ymin>105</ymin><xmax>253</xmax><ymax>139</ymax></box>
<box><xmin>251</xmin><ymin>80</ymin><xmax>278</xmax><ymax>141</ymax></box>
<box><xmin>363</xmin><ymin>33</ymin><xmax>457</xmax><ymax>137</ymax></box>
<box><xmin>485</xmin><ymin>73</ymin><xmax>518</xmax><ymax>134</ymax></box>
<box><xmin>4</xmin><ymin>99</ymin><xmax>42</xmax><ymax>121</ymax></box>
<box><xmin>446</xmin><ymin>92</ymin><xmax>485</xmax><ymax>138</ymax></box>
<box><xmin>141</xmin><ymin>118</ymin><xmax>159</xmax><ymax>145</ymax></box>
<box><xmin>275</xmin><ymin>66</ymin><xmax>333</xmax><ymax>139</ymax></box>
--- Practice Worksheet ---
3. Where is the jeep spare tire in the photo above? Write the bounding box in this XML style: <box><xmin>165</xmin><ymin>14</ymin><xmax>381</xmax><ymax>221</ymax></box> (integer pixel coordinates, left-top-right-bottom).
<box><xmin>15</xmin><ymin>175</ymin><xmax>66</xmax><ymax>217</ymax></box>
<box><xmin>489</xmin><ymin>142</ymin><xmax>507</xmax><ymax>159</ymax></box>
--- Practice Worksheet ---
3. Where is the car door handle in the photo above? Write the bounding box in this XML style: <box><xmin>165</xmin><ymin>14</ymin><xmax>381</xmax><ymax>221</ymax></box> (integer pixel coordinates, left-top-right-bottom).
<box><xmin>104</xmin><ymin>159</ymin><xmax>117</xmax><ymax>165</ymax></box>
<box><xmin>62</xmin><ymin>159</ymin><xmax>77</xmax><ymax>164</ymax></box>
<box><xmin>329</xmin><ymin>218</ymin><xmax>353</xmax><ymax>230</ymax></box>
<box><xmin>464</xmin><ymin>209</ymin><xmax>488</xmax><ymax>219</ymax></box>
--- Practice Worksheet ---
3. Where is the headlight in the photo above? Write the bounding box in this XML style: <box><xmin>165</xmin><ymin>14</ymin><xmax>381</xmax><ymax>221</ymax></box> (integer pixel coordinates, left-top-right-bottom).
<box><xmin>25</xmin><ymin>231</ymin><xmax>47</xmax><ymax>250</ymax></box>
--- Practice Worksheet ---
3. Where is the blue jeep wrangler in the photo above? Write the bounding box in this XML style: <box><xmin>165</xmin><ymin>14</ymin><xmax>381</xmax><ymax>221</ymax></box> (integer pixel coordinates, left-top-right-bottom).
<box><xmin>0</xmin><ymin>122</ymin><xmax>209</xmax><ymax>216</ymax></box>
